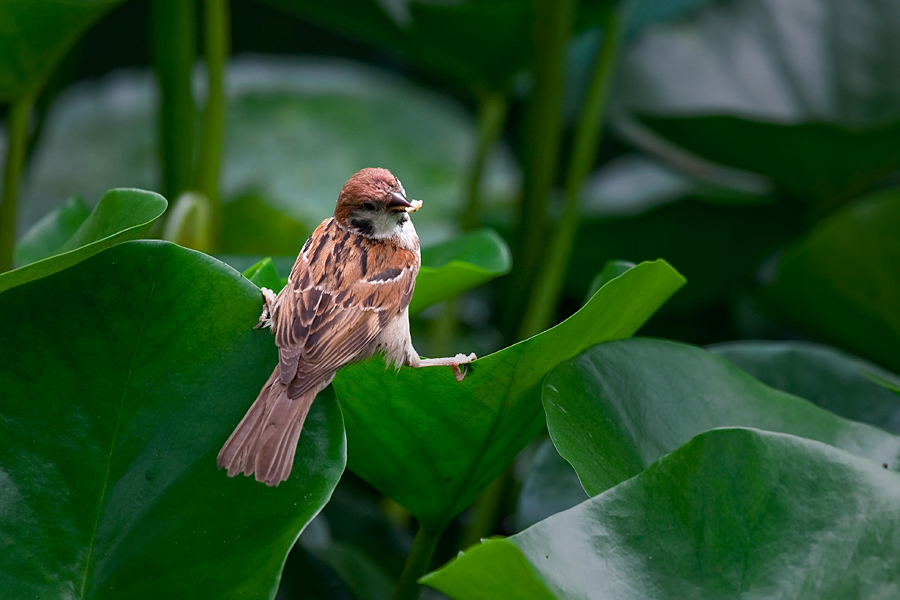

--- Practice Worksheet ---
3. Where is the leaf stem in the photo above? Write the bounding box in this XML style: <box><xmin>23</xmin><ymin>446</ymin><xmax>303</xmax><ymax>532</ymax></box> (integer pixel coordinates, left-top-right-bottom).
<box><xmin>431</xmin><ymin>92</ymin><xmax>508</xmax><ymax>356</ymax></box>
<box><xmin>461</xmin><ymin>91</ymin><xmax>508</xmax><ymax>232</ymax></box>
<box><xmin>503</xmin><ymin>0</ymin><xmax>576</xmax><ymax>339</ymax></box>
<box><xmin>391</xmin><ymin>521</ymin><xmax>442</xmax><ymax>600</ymax></box>
<box><xmin>0</xmin><ymin>95</ymin><xmax>33</xmax><ymax>272</ymax></box>
<box><xmin>458</xmin><ymin>467</ymin><xmax>510</xmax><ymax>550</ymax></box>
<box><xmin>518</xmin><ymin>8</ymin><xmax>626</xmax><ymax>339</ymax></box>
<box><xmin>195</xmin><ymin>0</ymin><xmax>230</xmax><ymax>252</ymax></box>
<box><xmin>150</xmin><ymin>0</ymin><xmax>196</xmax><ymax>202</ymax></box>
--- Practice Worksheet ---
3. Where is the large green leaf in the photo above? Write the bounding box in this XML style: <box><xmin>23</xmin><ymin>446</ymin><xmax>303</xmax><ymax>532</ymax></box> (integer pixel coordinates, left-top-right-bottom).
<box><xmin>710</xmin><ymin>340</ymin><xmax>900</xmax><ymax>435</ymax></box>
<box><xmin>333</xmin><ymin>260</ymin><xmax>685</xmax><ymax>528</ymax></box>
<box><xmin>411</xmin><ymin>228</ymin><xmax>511</xmax><ymax>313</ymax></box>
<box><xmin>0</xmin><ymin>0</ymin><xmax>123</xmax><ymax>100</ymax></box>
<box><xmin>0</xmin><ymin>188</ymin><xmax>167</xmax><ymax>293</ymax></box>
<box><xmin>544</xmin><ymin>338</ymin><xmax>900</xmax><ymax>497</ymax></box>
<box><xmin>760</xmin><ymin>189</ymin><xmax>900</xmax><ymax>373</ymax></box>
<box><xmin>424</xmin><ymin>428</ymin><xmax>900</xmax><ymax>600</ymax></box>
<box><xmin>612</xmin><ymin>0</ymin><xmax>900</xmax><ymax>203</ymax></box>
<box><xmin>0</xmin><ymin>240</ymin><xmax>346</xmax><ymax>599</ymax></box>
<box><xmin>19</xmin><ymin>59</ymin><xmax>518</xmax><ymax>247</ymax></box>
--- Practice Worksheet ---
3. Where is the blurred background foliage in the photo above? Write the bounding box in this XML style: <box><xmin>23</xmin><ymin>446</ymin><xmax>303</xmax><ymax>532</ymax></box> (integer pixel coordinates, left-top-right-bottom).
<box><xmin>2</xmin><ymin>0</ymin><xmax>900</xmax><ymax>597</ymax></box>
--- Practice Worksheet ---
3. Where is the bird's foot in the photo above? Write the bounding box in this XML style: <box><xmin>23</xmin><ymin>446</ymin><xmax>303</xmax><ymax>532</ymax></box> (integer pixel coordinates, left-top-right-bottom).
<box><xmin>449</xmin><ymin>353</ymin><xmax>477</xmax><ymax>382</ymax></box>
<box><xmin>418</xmin><ymin>353</ymin><xmax>477</xmax><ymax>382</ymax></box>
<box><xmin>254</xmin><ymin>287</ymin><xmax>277</xmax><ymax>330</ymax></box>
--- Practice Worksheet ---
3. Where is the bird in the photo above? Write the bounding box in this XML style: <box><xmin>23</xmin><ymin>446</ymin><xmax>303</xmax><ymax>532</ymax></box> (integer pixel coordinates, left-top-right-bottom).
<box><xmin>217</xmin><ymin>167</ymin><xmax>477</xmax><ymax>486</ymax></box>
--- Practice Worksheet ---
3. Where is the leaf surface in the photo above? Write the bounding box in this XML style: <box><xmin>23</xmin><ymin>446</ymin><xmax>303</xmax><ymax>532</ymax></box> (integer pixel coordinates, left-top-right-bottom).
<box><xmin>424</xmin><ymin>429</ymin><xmax>900</xmax><ymax>600</ymax></box>
<box><xmin>544</xmin><ymin>338</ymin><xmax>900</xmax><ymax>496</ymax></box>
<box><xmin>613</xmin><ymin>0</ymin><xmax>900</xmax><ymax>202</ymax></box>
<box><xmin>334</xmin><ymin>260</ymin><xmax>685</xmax><ymax>527</ymax></box>
<box><xmin>0</xmin><ymin>241</ymin><xmax>345</xmax><ymax>599</ymax></box>
<box><xmin>711</xmin><ymin>340</ymin><xmax>900</xmax><ymax>435</ymax></box>
<box><xmin>0</xmin><ymin>188</ymin><xmax>166</xmax><ymax>293</ymax></box>
<box><xmin>760</xmin><ymin>189</ymin><xmax>900</xmax><ymax>373</ymax></box>
<box><xmin>411</xmin><ymin>228</ymin><xmax>511</xmax><ymax>313</ymax></box>
<box><xmin>0</xmin><ymin>0</ymin><xmax>123</xmax><ymax>99</ymax></box>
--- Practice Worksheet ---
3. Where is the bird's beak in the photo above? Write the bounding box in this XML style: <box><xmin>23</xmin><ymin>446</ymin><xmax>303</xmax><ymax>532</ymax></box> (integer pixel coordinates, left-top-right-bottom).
<box><xmin>387</xmin><ymin>191</ymin><xmax>422</xmax><ymax>213</ymax></box>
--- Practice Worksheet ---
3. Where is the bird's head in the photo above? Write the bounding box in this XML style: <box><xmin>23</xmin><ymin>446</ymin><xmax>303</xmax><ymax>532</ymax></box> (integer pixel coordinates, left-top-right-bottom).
<box><xmin>334</xmin><ymin>168</ymin><xmax>422</xmax><ymax>238</ymax></box>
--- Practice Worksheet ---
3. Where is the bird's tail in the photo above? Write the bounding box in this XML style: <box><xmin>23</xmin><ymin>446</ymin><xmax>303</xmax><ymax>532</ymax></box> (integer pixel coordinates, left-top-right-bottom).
<box><xmin>216</xmin><ymin>368</ymin><xmax>316</xmax><ymax>486</ymax></box>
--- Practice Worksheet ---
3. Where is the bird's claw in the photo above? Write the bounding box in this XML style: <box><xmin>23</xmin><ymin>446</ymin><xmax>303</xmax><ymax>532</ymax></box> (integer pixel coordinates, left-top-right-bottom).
<box><xmin>254</xmin><ymin>287</ymin><xmax>277</xmax><ymax>330</ymax></box>
<box><xmin>450</xmin><ymin>353</ymin><xmax>477</xmax><ymax>382</ymax></box>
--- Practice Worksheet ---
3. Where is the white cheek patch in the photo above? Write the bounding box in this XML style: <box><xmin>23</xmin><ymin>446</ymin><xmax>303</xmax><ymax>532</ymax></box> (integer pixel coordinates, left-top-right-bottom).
<box><xmin>352</xmin><ymin>210</ymin><xmax>405</xmax><ymax>238</ymax></box>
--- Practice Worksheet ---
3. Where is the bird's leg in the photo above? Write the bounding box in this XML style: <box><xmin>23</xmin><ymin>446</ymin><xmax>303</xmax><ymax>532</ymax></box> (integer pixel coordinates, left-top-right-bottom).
<box><xmin>254</xmin><ymin>287</ymin><xmax>278</xmax><ymax>330</ymax></box>
<box><xmin>415</xmin><ymin>353</ymin><xmax>477</xmax><ymax>382</ymax></box>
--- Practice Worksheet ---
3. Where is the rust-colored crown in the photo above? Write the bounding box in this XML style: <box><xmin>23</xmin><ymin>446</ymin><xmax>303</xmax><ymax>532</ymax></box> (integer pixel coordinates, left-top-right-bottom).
<box><xmin>334</xmin><ymin>168</ymin><xmax>402</xmax><ymax>222</ymax></box>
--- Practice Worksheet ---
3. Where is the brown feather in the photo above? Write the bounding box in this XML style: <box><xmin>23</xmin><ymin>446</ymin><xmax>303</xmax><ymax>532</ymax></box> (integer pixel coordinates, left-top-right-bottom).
<box><xmin>219</xmin><ymin>168</ymin><xmax>422</xmax><ymax>486</ymax></box>
<box><xmin>216</xmin><ymin>370</ymin><xmax>327</xmax><ymax>486</ymax></box>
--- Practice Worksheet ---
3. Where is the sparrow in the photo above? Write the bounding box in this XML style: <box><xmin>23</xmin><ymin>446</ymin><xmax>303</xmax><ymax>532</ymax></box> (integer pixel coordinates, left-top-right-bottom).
<box><xmin>217</xmin><ymin>167</ymin><xmax>477</xmax><ymax>486</ymax></box>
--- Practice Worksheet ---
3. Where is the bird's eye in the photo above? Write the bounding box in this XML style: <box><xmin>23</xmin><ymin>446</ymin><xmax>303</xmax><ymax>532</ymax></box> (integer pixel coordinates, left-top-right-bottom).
<box><xmin>362</xmin><ymin>202</ymin><xmax>377</xmax><ymax>211</ymax></box>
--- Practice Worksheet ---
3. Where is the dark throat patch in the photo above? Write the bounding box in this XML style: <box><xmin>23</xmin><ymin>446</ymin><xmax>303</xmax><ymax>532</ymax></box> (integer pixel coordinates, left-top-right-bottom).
<box><xmin>350</xmin><ymin>219</ymin><xmax>374</xmax><ymax>236</ymax></box>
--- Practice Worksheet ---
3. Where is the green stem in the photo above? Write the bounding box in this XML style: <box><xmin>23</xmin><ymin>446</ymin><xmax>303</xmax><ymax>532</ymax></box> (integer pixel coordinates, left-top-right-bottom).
<box><xmin>391</xmin><ymin>521</ymin><xmax>443</xmax><ymax>600</ymax></box>
<box><xmin>195</xmin><ymin>0</ymin><xmax>229</xmax><ymax>252</ymax></box>
<box><xmin>518</xmin><ymin>9</ymin><xmax>626</xmax><ymax>339</ymax></box>
<box><xmin>0</xmin><ymin>96</ymin><xmax>33</xmax><ymax>272</ymax></box>
<box><xmin>458</xmin><ymin>467</ymin><xmax>510</xmax><ymax>550</ymax></box>
<box><xmin>503</xmin><ymin>0</ymin><xmax>576</xmax><ymax>339</ymax></box>
<box><xmin>431</xmin><ymin>92</ymin><xmax>508</xmax><ymax>356</ymax></box>
<box><xmin>151</xmin><ymin>0</ymin><xmax>196</xmax><ymax>201</ymax></box>
<box><xmin>461</xmin><ymin>91</ymin><xmax>508</xmax><ymax>232</ymax></box>
<box><xmin>429</xmin><ymin>301</ymin><xmax>459</xmax><ymax>360</ymax></box>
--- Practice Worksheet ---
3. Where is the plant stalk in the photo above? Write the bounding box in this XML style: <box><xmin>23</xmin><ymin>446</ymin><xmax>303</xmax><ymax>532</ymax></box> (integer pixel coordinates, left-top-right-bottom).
<box><xmin>431</xmin><ymin>92</ymin><xmax>509</xmax><ymax>356</ymax></box>
<box><xmin>0</xmin><ymin>96</ymin><xmax>33</xmax><ymax>272</ymax></box>
<box><xmin>518</xmin><ymin>9</ymin><xmax>626</xmax><ymax>339</ymax></box>
<box><xmin>458</xmin><ymin>468</ymin><xmax>510</xmax><ymax>550</ymax></box>
<box><xmin>461</xmin><ymin>91</ymin><xmax>509</xmax><ymax>232</ymax></box>
<box><xmin>391</xmin><ymin>521</ymin><xmax>442</xmax><ymax>600</ymax></box>
<box><xmin>150</xmin><ymin>0</ymin><xmax>196</xmax><ymax>202</ymax></box>
<box><xmin>503</xmin><ymin>0</ymin><xmax>576</xmax><ymax>339</ymax></box>
<box><xmin>195</xmin><ymin>0</ymin><xmax>230</xmax><ymax>252</ymax></box>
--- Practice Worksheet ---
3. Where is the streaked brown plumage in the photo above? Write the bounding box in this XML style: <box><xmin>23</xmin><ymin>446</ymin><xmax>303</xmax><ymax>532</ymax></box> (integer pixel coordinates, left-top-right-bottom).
<box><xmin>217</xmin><ymin>168</ymin><xmax>475</xmax><ymax>486</ymax></box>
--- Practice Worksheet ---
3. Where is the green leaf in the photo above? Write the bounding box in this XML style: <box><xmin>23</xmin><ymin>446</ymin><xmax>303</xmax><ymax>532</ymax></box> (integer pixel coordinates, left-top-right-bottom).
<box><xmin>583</xmin><ymin>259</ymin><xmax>635</xmax><ymax>305</ymax></box>
<box><xmin>0</xmin><ymin>0</ymin><xmax>124</xmax><ymax>100</ymax></box>
<box><xmin>411</xmin><ymin>228</ymin><xmax>511</xmax><ymax>313</ymax></box>
<box><xmin>423</xmin><ymin>537</ymin><xmax>557</xmax><ymax>600</ymax></box>
<box><xmin>243</xmin><ymin>257</ymin><xmax>285</xmax><ymax>292</ymax></box>
<box><xmin>760</xmin><ymin>188</ymin><xmax>900</xmax><ymax>373</ymax></box>
<box><xmin>13</xmin><ymin>195</ymin><xmax>90</xmax><ymax>266</ymax></box>
<box><xmin>333</xmin><ymin>260</ymin><xmax>685</xmax><ymax>528</ymax></box>
<box><xmin>0</xmin><ymin>240</ymin><xmax>345</xmax><ymax>599</ymax></box>
<box><xmin>221</xmin><ymin>192</ymin><xmax>311</xmax><ymax>256</ymax></box>
<box><xmin>515</xmin><ymin>437</ymin><xmax>585</xmax><ymax>531</ymax></box>
<box><xmin>544</xmin><ymin>338</ymin><xmax>900</xmax><ymax>497</ymax></box>
<box><xmin>710</xmin><ymin>340</ymin><xmax>900</xmax><ymax>435</ymax></box>
<box><xmin>0</xmin><ymin>188</ymin><xmax>167</xmax><ymax>293</ymax></box>
<box><xmin>613</xmin><ymin>0</ymin><xmax>900</xmax><ymax>203</ymax></box>
<box><xmin>424</xmin><ymin>428</ymin><xmax>900</xmax><ymax>600</ymax></box>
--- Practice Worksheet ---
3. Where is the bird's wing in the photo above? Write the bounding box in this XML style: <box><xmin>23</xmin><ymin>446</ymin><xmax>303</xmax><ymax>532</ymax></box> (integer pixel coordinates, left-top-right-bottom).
<box><xmin>273</xmin><ymin>219</ymin><xmax>418</xmax><ymax>398</ymax></box>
